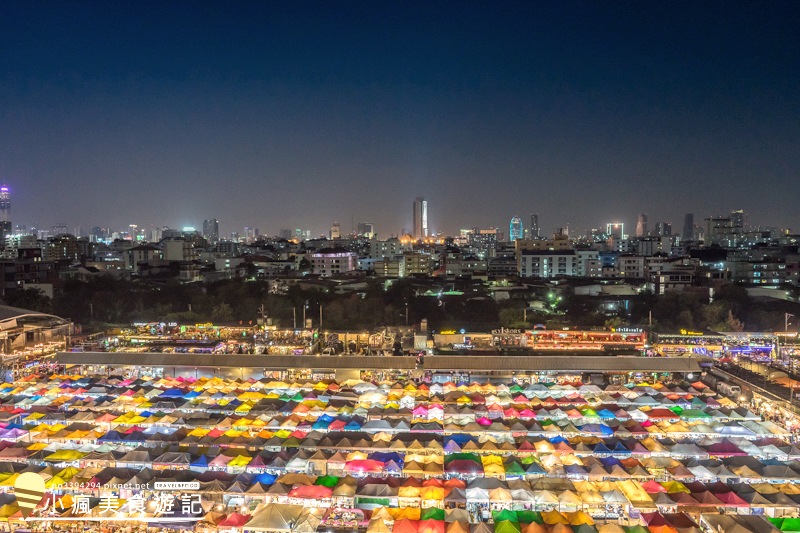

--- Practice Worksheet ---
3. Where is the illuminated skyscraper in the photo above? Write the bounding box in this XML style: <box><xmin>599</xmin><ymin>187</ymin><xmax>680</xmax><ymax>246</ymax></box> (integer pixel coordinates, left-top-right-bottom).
<box><xmin>509</xmin><ymin>216</ymin><xmax>523</xmax><ymax>241</ymax></box>
<box><xmin>0</xmin><ymin>186</ymin><xmax>9</xmax><ymax>223</ymax></box>
<box><xmin>413</xmin><ymin>197</ymin><xmax>428</xmax><ymax>240</ymax></box>
<box><xmin>0</xmin><ymin>186</ymin><xmax>9</xmax><ymax>244</ymax></box>
<box><xmin>636</xmin><ymin>214</ymin><xmax>647</xmax><ymax>237</ymax></box>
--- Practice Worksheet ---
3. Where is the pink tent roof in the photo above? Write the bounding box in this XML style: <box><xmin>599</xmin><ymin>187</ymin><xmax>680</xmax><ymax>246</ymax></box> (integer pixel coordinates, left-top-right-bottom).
<box><xmin>344</xmin><ymin>459</ymin><xmax>384</xmax><ymax>473</ymax></box>
<box><xmin>714</xmin><ymin>492</ymin><xmax>749</xmax><ymax>507</ymax></box>
<box><xmin>209</xmin><ymin>455</ymin><xmax>233</xmax><ymax>466</ymax></box>
<box><xmin>288</xmin><ymin>485</ymin><xmax>333</xmax><ymax>499</ymax></box>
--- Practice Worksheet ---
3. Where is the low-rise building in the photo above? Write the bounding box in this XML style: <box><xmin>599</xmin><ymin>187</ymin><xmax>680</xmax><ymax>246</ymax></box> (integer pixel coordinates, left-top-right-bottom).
<box><xmin>310</xmin><ymin>248</ymin><xmax>357</xmax><ymax>277</ymax></box>
<box><xmin>519</xmin><ymin>250</ymin><xmax>577</xmax><ymax>278</ymax></box>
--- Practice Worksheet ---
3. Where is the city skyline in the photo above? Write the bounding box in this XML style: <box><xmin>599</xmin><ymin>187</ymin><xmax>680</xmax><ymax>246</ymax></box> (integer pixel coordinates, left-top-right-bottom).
<box><xmin>4</xmin><ymin>187</ymin><xmax>789</xmax><ymax>242</ymax></box>
<box><xmin>1</xmin><ymin>3</ymin><xmax>799</xmax><ymax>235</ymax></box>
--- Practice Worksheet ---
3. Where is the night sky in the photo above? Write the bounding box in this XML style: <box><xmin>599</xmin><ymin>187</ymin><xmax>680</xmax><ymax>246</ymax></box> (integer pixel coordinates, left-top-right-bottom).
<box><xmin>1</xmin><ymin>2</ymin><xmax>799</xmax><ymax>238</ymax></box>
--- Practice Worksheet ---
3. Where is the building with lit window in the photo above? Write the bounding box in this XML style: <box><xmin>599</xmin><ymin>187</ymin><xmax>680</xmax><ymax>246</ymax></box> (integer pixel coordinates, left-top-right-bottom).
<box><xmin>519</xmin><ymin>250</ymin><xmax>577</xmax><ymax>278</ymax></box>
<box><xmin>509</xmin><ymin>216</ymin><xmax>522</xmax><ymax>242</ymax></box>
<box><xmin>413</xmin><ymin>197</ymin><xmax>427</xmax><ymax>240</ymax></box>
<box><xmin>310</xmin><ymin>248</ymin><xmax>357</xmax><ymax>276</ymax></box>
<box><xmin>202</xmin><ymin>219</ymin><xmax>219</xmax><ymax>244</ymax></box>
<box><xmin>529</xmin><ymin>214</ymin><xmax>540</xmax><ymax>239</ymax></box>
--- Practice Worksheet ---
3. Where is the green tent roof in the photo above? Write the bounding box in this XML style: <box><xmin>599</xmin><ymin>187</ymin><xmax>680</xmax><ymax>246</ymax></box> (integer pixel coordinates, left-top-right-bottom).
<box><xmin>494</xmin><ymin>520</ymin><xmax>521</xmax><ymax>533</ymax></box>
<box><xmin>516</xmin><ymin>511</ymin><xmax>542</xmax><ymax>524</ymax></box>
<box><xmin>492</xmin><ymin>510</ymin><xmax>518</xmax><ymax>523</ymax></box>
<box><xmin>421</xmin><ymin>508</ymin><xmax>445</xmax><ymax>521</ymax></box>
<box><xmin>315</xmin><ymin>475</ymin><xmax>339</xmax><ymax>488</ymax></box>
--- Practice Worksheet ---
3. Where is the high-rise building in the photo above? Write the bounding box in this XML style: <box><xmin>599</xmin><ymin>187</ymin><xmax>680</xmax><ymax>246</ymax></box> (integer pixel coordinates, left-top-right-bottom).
<box><xmin>243</xmin><ymin>227</ymin><xmax>258</xmax><ymax>243</ymax></box>
<box><xmin>509</xmin><ymin>216</ymin><xmax>523</xmax><ymax>242</ymax></box>
<box><xmin>413</xmin><ymin>197</ymin><xmax>428</xmax><ymax>240</ymax></box>
<box><xmin>636</xmin><ymin>214</ymin><xmax>648</xmax><ymax>237</ymax></box>
<box><xmin>530</xmin><ymin>214</ymin><xmax>540</xmax><ymax>239</ymax></box>
<box><xmin>203</xmin><ymin>219</ymin><xmax>220</xmax><ymax>244</ymax></box>
<box><xmin>330</xmin><ymin>222</ymin><xmax>341</xmax><ymax>239</ymax></box>
<box><xmin>357</xmin><ymin>222</ymin><xmax>374</xmax><ymax>238</ymax></box>
<box><xmin>0</xmin><ymin>186</ymin><xmax>9</xmax><ymax>223</ymax></box>
<box><xmin>0</xmin><ymin>186</ymin><xmax>10</xmax><ymax>246</ymax></box>
<box><xmin>730</xmin><ymin>209</ymin><xmax>746</xmax><ymax>229</ymax></box>
<box><xmin>682</xmin><ymin>214</ymin><xmax>694</xmax><ymax>242</ymax></box>
<box><xmin>655</xmin><ymin>222</ymin><xmax>672</xmax><ymax>236</ymax></box>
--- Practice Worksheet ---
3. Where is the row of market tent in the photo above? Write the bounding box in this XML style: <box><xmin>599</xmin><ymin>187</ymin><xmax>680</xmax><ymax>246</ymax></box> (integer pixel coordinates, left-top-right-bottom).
<box><xmin>1</xmin><ymin>373</ymin><xmax>797</xmax><ymax>531</ymax></box>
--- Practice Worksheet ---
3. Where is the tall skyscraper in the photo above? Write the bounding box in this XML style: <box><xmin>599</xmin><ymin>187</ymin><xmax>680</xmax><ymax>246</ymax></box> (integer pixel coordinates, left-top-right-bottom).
<box><xmin>203</xmin><ymin>219</ymin><xmax>220</xmax><ymax>244</ymax></box>
<box><xmin>330</xmin><ymin>222</ymin><xmax>341</xmax><ymax>239</ymax></box>
<box><xmin>509</xmin><ymin>216</ymin><xmax>523</xmax><ymax>242</ymax></box>
<box><xmin>0</xmin><ymin>186</ymin><xmax>10</xmax><ymax>245</ymax></box>
<box><xmin>413</xmin><ymin>197</ymin><xmax>428</xmax><ymax>240</ymax></box>
<box><xmin>655</xmin><ymin>222</ymin><xmax>672</xmax><ymax>236</ymax></box>
<box><xmin>530</xmin><ymin>214</ymin><xmax>540</xmax><ymax>239</ymax></box>
<box><xmin>682</xmin><ymin>214</ymin><xmax>694</xmax><ymax>242</ymax></box>
<box><xmin>636</xmin><ymin>214</ymin><xmax>648</xmax><ymax>237</ymax></box>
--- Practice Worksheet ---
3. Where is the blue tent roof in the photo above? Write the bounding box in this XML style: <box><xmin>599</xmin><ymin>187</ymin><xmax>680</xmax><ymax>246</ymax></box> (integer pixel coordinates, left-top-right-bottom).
<box><xmin>611</xmin><ymin>442</ymin><xmax>631</xmax><ymax>454</ymax></box>
<box><xmin>600</xmin><ymin>457</ymin><xmax>624</xmax><ymax>468</ymax></box>
<box><xmin>312</xmin><ymin>419</ymin><xmax>331</xmax><ymax>430</ymax></box>
<box><xmin>255</xmin><ymin>472</ymin><xmax>277</xmax><ymax>484</ymax></box>
<box><xmin>592</xmin><ymin>442</ymin><xmax>612</xmax><ymax>454</ymax></box>
<box><xmin>581</xmin><ymin>424</ymin><xmax>614</xmax><ymax>436</ymax></box>
<box><xmin>98</xmin><ymin>430</ymin><xmax>123</xmax><ymax>442</ymax></box>
<box><xmin>190</xmin><ymin>455</ymin><xmax>209</xmax><ymax>467</ymax></box>
<box><xmin>447</xmin><ymin>434</ymin><xmax>475</xmax><ymax>444</ymax></box>
<box><xmin>369</xmin><ymin>452</ymin><xmax>403</xmax><ymax>464</ymax></box>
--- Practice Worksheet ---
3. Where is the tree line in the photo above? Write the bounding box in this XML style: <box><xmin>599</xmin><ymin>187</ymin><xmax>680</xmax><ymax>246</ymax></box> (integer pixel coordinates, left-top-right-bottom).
<box><xmin>3</xmin><ymin>277</ymin><xmax>798</xmax><ymax>334</ymax></box>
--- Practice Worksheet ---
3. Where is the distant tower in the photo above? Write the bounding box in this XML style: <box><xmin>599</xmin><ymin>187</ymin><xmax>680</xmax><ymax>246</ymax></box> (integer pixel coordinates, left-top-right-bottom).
<box><xmin>203</xmin><ymin>219</ymin><xmax>220</xmax><ymax>244</ymax></box>
<box><xmin>0</xmin><ymin>186</ymin><xmax>10</xmax><ymax>244</ymax></box>
<box><xmin>413</xmin><ymin>197</ymin><xmax>428</xmax><ymax>240</ymax></box>
<box><xmin>330</xmin><ymin>222</ymin><xmax>341</xmax><ymax>239</ymax></box>
<box><xmin>0</xmin><ymin>186</ymin><xmax>9</xmax><ymax>223</ymax></box>
<box><xmin>530</xmin><ymin>214</ymin><xmax>540</xmax><ymax>239</ymax></box>
<box><xmin>509</xmin><ymin>216</ymin><xmax>523</xmax><ymax>242</ymax></box>
<box><xmin>682</xmin><ymin>214</ymin><xmax>694</xmax><ymax>242</ymax></box>
<box><xmin>357</xmin><ymin>222</ymin><xmax>374</xmax><ymax>238</ymax></box>
<box><xmin>730</xmin><ymin>209</ymin><xmax>746</xmax><ymax>229</ymax></box>
<box><xmin>636</xmin><ymin>214</ymin><xmax>648</xmax><ymax>237</ymax></box>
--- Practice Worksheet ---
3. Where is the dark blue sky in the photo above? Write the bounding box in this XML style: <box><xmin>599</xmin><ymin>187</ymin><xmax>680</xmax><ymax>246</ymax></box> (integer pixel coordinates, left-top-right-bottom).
<box><xmin>1</xmin><ymin>2</ymin><xmax>799</xmax><ymax>238</ymax></box>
